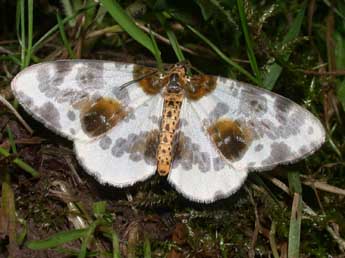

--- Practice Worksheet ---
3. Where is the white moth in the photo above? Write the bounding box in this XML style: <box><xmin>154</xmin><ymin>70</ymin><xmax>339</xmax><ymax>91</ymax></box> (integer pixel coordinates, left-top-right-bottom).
<box><xmin>11</xmin><ymin>60</ymin><xmax>325</xmax><ymax>203</ymax></box>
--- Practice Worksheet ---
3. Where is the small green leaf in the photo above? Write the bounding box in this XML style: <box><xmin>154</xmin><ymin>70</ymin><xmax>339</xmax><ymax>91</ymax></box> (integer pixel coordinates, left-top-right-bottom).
<box><xmin>187</xmin><ymin>24</ymin><xmax>259</xmax><ymax>84</ymax></box>
<box><xmin>143</xmin><ymin>237</ymin><xmax>151</xmax><ymax>258</ymax></box>
<box><xmin>100</xmin><ymin>0</ymin><xmax>158</xmax><ymax>56</ymax></box>
<box><xmin>263</xmin><ymin>2</ymin><xmax>307</xmax><ymax>90</ymax></box>
<box><xmin>78</xmin><ymin>222</ymin><xmax>98</xmax><ymax>258</ymax></box>
<box><xmin>32</xmin><ymin>4</ymin><xmax>97</xmax><ymax>53</ymax></box>
<box><xmin>0</xmin><ymin>147</ymin><xmax>39</xmax><ymax>178</ymax></box>
<box><xmin>92</xmin><ymin>201</ymin><xmax>107</xmax><ymax>218</ymax></box>
<box><xmin>288</xmin><ymin>170</ymin><xmax>302</xmax><ymax>258</ymax></box>
<box><xmin>157</xmin><ymin>14</ymin><xmax>185</xmax><ymax>62</ymax></box>
<box><xmin>7</xmin><ymin>127</ymin><xmax>17</xmax><ymax>154</ymax></box>
<box><xmin>237</xmin><ymin>0</ymin><xmax>262</xmax><ymax>84</ymax></box>
<box><xmin>56</xmin><ymin>11</ymin><xmax>76</xmax><ymax>59</ymax></box>
<box><xmin>26</xmin><ymin>229</ymin><xmax>88</xmax><ymax>250</ymax></box>
<box><xmin>148</xmin><ymin>27</ymin><xmax>163</xmax><ymax>71</ymax></box>
<box><xmin>112</xmin><ymin>232</ymin><xmax>121</xmax><ymax>258</ymax></box>
<box><xmin>336</xmin><ymin>80</ymin><xmax>345</xmax><ymax>112</ymax></box>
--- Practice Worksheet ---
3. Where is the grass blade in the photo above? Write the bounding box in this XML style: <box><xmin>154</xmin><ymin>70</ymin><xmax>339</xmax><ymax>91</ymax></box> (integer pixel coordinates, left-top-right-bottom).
<box><xmin>26</xmin><ymin>229</ymin><xmax>88</xmax><ymax>250</ymax></box>
<box><xmin>7</xmin><ymin>127</ymin><xmax>17</xmax><ymax>154</ymax></box>
<box><xmin>144</xmin><ymin>237</ymin><xmax>151</xmax><ymax>258</ymax></box>
<box><xmin>0</xmin><ymin>147</ymin><xmax>39</xmax><ymax>178</ymax></box>
<box><xmin>99</xmin><ymin>0</ymin><xmax>158</xmax><ymax>56</ymax></box>
<box><xmin>237</xmin><ymin>0</ymin><xmax>262</xmax><ymax>84</ymax></box>
<box><xmin>32</xmin><ymin>4</ymin><xmax>96</xmax><ymax>53</ymax></box>
<box><xmin>187</xmin><ymin>24</ymin><xmax>259</xmax><ymax>84</ymax></box>
<box><xmin>186</xmin><ymin>25</ymin><xmax>259</xmax><ymax>84</ymax></box>
<box><xmin>24</xmin><ymin>0</ymin><xmax>33</xmax><ymax>67</ymax></box>
<box><xmin>157</xmin><ymin>14</ymin><xmax>185</xmax><ymax>62</ymax></box>
<box><xmin>19</xmin><ymin>0</ymin><xmax>25</xmax><ymax>69</ymax></box>
<box><xmin>78</xmin><ymin>221</ymin><xmax>97</xmax><ymax>258</ymax></box>
<box><xmin>61</xmin><ymin>0</ymin><xmax>75</xmax><ymax>26</ymax></box>
<box><xmin>148</xmin><ymin>27</ymin><xmax>163</xmax><ymax>71</ymax></box>
<box><xmin>263</xmin><ymin>2</ymin><xmax>307</xmax><ymax>90</ymax></box>
<box><xmin>288</xmin><ymin>170</ymin><xmax>302</xmax><ymax>258</ymax></box>
<box><xmin>13</xmin><ymin>158</ymin><xmax>39</xmax><ymax>178</ymax></box>
<box><xmin>112</xmin><ymin>232</ymin><xmax>121</xmax><ymax>258</ymax></box>
<box><xmin>1</xmin><ymin>169</ymin><xmax>18</xmax><ymax>255</ymax></box>
<box><xmin>56</xmin><ymin>11</ymin><xmax>76</xmax><ymax>58</ymax></box>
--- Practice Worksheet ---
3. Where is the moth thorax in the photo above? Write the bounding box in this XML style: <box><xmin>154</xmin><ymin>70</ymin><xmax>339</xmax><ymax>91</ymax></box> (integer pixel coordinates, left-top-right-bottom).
<box><xmin>167</xmin><ymin>73</ymin><xmax>183</xmax><ymax>93</ymax></box>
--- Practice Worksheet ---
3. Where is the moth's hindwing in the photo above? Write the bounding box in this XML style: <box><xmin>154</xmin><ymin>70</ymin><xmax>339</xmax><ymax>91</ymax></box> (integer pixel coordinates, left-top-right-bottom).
<box><xmin>168</xmin><ymin>100</ymin><xmax>248</xmax><ymax>203</ymax></box>
<box><xmin>75</xmin><ymin>94</ymin><xmax>164</xmax><ymax>186</ymax></box>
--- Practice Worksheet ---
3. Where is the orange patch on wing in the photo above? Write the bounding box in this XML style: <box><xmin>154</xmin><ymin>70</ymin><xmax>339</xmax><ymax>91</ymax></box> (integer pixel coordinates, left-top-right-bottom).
<box><xmin>186</xmin><ymin>75</ymin><xmax>217</xmax><ymax>100</ymax></box>
<box><xmin>79</xmin><ymin>97</ymin><xmax>126</xmax><ymax>137</ymax></box>
<box><xmin>133</xmin><ymin>65</ymin><xmax>162</xmax><ymax>95</ymax></box>
<box><xmin>208</xmin><ymin>118</ymin><xmax>252</xmax><ymax>161</ymax></box>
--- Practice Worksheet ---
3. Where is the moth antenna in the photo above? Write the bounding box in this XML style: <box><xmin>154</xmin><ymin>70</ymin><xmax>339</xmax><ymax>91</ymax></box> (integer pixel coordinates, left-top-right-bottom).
<box><xmin>119</xmin><ymin>69</ymin><xmax>159</xmax><ymax>90</ymax></box>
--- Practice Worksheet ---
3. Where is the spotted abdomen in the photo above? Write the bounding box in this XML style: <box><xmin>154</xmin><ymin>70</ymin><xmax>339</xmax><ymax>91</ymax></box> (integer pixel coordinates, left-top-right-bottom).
<box><xmin>156</xmin><ymin>92</ymin><xmax>184</xmax><ymax>176</ymax></box>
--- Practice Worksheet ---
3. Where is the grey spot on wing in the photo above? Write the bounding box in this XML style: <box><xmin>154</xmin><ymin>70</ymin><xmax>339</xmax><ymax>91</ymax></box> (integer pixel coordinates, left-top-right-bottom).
<box><xmin>214</xmin><ymin>190</ymin><xmax>225</xmax><ymax>199</ymax></box>
<box><xmin>76</xmin><ymin>63</ymin><xmax>104</xmax><ymax>90</ymax></box>
<box><xmin>148</xmin><ymin>115</ymin><xmax>160</xmax><ymax>125</ymax></box>
<box><xmin>123</xmin><ymin>108</ymin><xmax>136</xmax><ymax>123</ymax></box>
<box><xmin>36</xmin><ymin>102</ymin><xmax>61</xmax><ymax>129</ymax></box>
<box><xmin>213</xmin><ymin>157</ymin><xmax>226</xmax><ymax>171</ymax></box>
<box><xmin>112</xmin><ymin>138</ymin><xmax>126</xmax><ymax>157</ymax></box>
<box><xmin>308</xmin><ymin>126</ymin><xmax>314</xmax><ymax>135</ymax></box>
<box><xmin>45</xmin><ymin>87</ymin><xmax>59</xmax><ymax>98</ymax></box>
<box><xmin>245</xmin><ymin>106</ymin><xmax>309</xmax><ymax>141</ymax></box>
<box><xmin>179</xmin><ymin>118</ymin><xmax>188</xmax><ymax>127</ymax></box>
<box><xmin>274</xmin><ymin>97</ymin><xmax>294</xmax><ymax>124</ymax></box>
<box><xmin>16</xmin><ymin>91</ymin><xmax>33</xmax><ymax>107</ymax></box>
<box><xmin>173</xmin><ymin>133</ymin><xmax>212</xmax><ymax>173</ymax></box>
<box><xmin>247</xmin><ymin>162</ymin><xmax>256</xmax><ymax>168</ymax></box>
<box><xmin>99</xmin><ymin>136</ymin><xmax>112</xmax><ymax>150</ymax></box>
<box><xmin>254</xmin><ymin>144</ymin><xmax>263</xmax><ymax>152</ymax></box>
<box><xmin>209</xmin><ymin>102</ymin><xmax>229</xmax><ymax>122</ymax></box>
<box><xmin>242</xmin><ymin>118</ymin><xmax>279</xmax><ymax>141</ymax></box>
<box><xmin>129</xmin><ymin>152</ymin><xmax>142</xmax><ymax>161</ymax></box>
<box><xmin>196</xmin><ymin>152</ymin><xmax>211</xmax><ymax>172</ymax></box>
<box><xmin>70</xmin><ymin>128</ymin><xmax>76</xmax><ymax>135</ymax></box>
<box><xmin>239</xmin><ymin>88</ymin><xmax>267</xmax><ymax>117</ymax></box>
<box><xmin>62</xmin><ymin>90</ymin><xmax>88</xmax><ymax>104</ymax></box>
<box><xmin>67</xmin><ymin>110</ymin><xmax>76</xmax><ymax>121</ymax></box>
<box><xmin>112</xmin><ymin>87</ymin><xmax>130</xmax><ymax>105</ymax></box>
<box><xmin>298</xmin><ymin>145</ymin><xmax>308</xmax><ymax>155</ymax></box>
<box><xmin>219</xmin><ymin>78</ymin><xmax>240</xmax><ymax>97</ymax></box>
<box><xmin>261</xmin><ymin>142</ymin><xmax>296</xmax><ymax>166</ymax></box>
<box><xmin>36</xmin><ymin>63</ymin><xmax>91</xmax><ymax>104</ymax></box>
<box><xmin>51</xmin><ymin>61</ymin><xmax>73</xmax><ymax>86</ymax></box>
<box><xmin>274</xmin><ymin>96</ymin><xmax>293</xmax><ymax>113</ymax></box>
<box><xmin>111</xmin><ymin>130</ymin><xmax>159</xmax><ymax>165</ymax></box>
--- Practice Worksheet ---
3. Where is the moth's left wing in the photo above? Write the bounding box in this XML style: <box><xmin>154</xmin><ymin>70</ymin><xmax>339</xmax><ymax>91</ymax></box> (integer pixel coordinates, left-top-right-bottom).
<box><xmin>168</xmin><ymin>101</ymin><xmax>248</xmax><ymax>203</ymax></box>
<box><xmin>11</xmin><ymin>60</ymin><xmax>155</xmax><ymax>141</ymax></box>
<box><xmin>189</xmin><ymin>75</ymin><xmax>325</xmax><ymax>172</ymax></box>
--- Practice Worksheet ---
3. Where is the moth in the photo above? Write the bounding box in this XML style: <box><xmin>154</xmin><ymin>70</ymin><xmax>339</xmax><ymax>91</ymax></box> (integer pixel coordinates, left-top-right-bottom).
<box><xmin>11</xmin><ymin>60</ymin><xmax>325</xmax><ymax>203</ymax></box>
